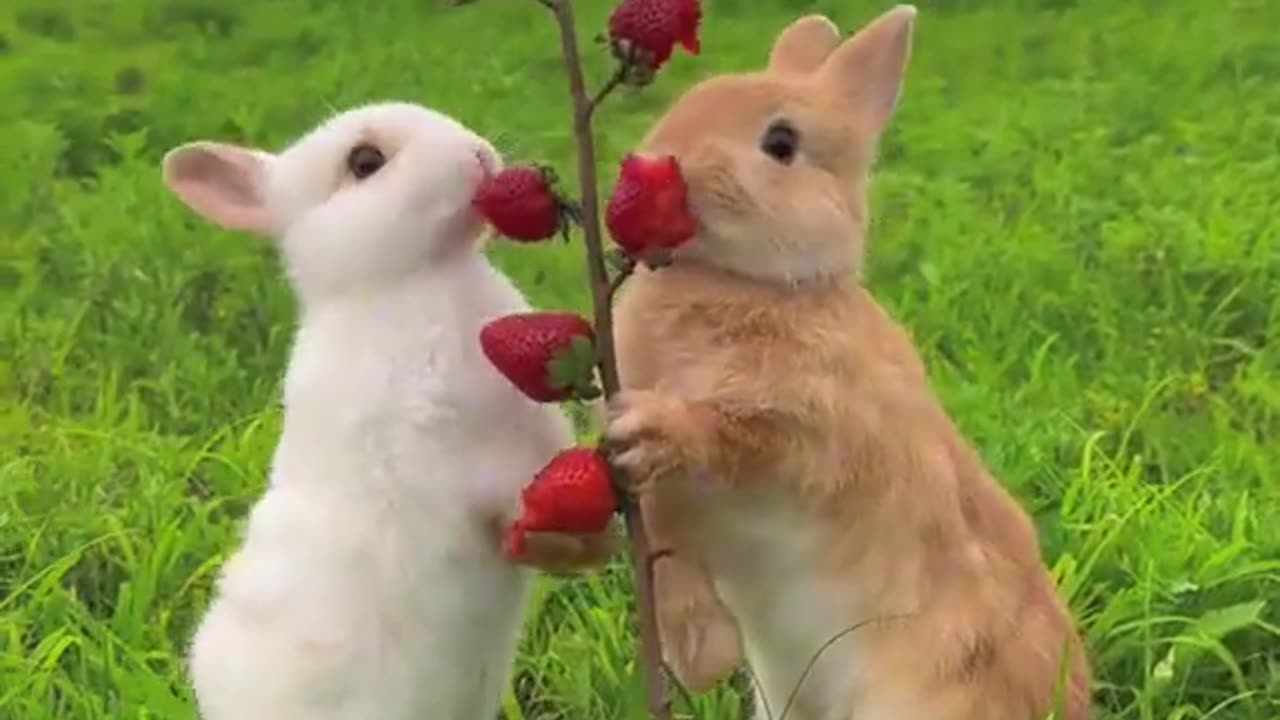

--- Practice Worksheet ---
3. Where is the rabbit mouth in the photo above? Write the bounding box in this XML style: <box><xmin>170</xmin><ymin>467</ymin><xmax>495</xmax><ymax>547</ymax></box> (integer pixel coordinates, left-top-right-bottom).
<box><xmin>473</xmin><ymin>147</ymin><xmax>502</xmax><ymax>181</ymax></box>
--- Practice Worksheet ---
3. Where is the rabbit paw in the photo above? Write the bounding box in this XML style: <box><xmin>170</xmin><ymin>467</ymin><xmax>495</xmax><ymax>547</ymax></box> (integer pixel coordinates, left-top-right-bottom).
<box><xmin>604</xmin><ymin>390</ymin><xmax>703</xmax><ymax>494</ymax></box>
<box><xmin>655</xmin><ymin>556</ymin><xmax>744</xmax><ymax>692</ymax></box>
<box><xmin>509</xmin><ymin>528</ymin><xmax>623</xmax><ymax>577</ymax></box>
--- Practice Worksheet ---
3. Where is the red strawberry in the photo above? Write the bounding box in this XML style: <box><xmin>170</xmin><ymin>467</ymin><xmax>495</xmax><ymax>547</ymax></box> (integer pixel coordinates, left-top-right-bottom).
<box><xmin>506</xmin><ymin>447</ymin><xmax>619</xmax><ymax>558</ymax></box>
<box><xmin>473</xmin><ymin>165</ymin><xmax>565</xmax><ymax>242</ymax></box>
<box><xmin>604</xmin><ymin>153</ymin><xmax>697</xmax><ymax>259</ymax></box>
<box><xmin>673</xmin><ymin>0</ymin><xmax>702</xmax><ymax>54</ymax></box>
<box><xmin>607</xmin><ymin>0</ymin><xmax>702</xmax><ymax>74</ymax></box>
<box><xmin>479</xmin><ymin>312</ymin><xmax>597</xmax><ymax>403</ymax></box>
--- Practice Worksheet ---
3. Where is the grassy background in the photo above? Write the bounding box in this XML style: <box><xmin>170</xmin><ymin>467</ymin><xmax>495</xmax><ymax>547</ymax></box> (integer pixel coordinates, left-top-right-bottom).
<box><xmin>2</xmin><ymin>0</ymin><xmax>1278</xmax><ymax>717</ymax></box>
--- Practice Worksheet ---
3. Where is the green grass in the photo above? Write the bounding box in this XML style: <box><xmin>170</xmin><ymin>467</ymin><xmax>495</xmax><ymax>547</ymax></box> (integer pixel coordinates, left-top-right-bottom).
<box><xmin>2</xmin><ymin>0</ymin><xmax>1278</xmax><ymax>717</ymax></box>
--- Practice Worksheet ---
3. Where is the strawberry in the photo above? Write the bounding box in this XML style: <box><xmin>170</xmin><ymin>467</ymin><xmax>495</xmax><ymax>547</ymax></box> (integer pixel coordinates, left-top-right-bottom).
<box><xmin>472</xmin><ymin>165</ymin><xmax>565</xmax><ymax>242</ymax></box>
<box><xmin>604</xmin><ymin>153</ymin><xmax>697</xmax><ymax>260</ymax></box>
<box><xmin>506</xmin><ymin>447</ymin><xmax>619</xmax><ymax>558</ymax></box>
<box><xmin>607</xmin><ymin>0</ymin><xmax>702</xmax><ymax>77</ymax></box>
<box><xmin>479</xmin><ymin>311</ymin><xmax>598</xmax><ymax>403</ymax></box>
<box><xmin>673</xmin><ymin>0</ymin><xmax>702</xmax><ymax>54</ymax></box>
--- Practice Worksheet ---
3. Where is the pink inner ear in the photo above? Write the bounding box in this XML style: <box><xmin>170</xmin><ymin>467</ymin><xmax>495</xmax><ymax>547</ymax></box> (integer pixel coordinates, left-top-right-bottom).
<box><xmin>164</xmin><ymin>144</ymin><xmax>275</xmax><ymax>234</ymax></box>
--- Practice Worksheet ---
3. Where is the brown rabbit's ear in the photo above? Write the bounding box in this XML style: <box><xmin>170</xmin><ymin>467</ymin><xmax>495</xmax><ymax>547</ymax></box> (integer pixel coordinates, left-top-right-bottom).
<box><xmin>816</xmin><ymin>4</ymin><xmax>917</xmax><ymax>135</ymax></box>
<box><xmin>767</xmin><ymin>15</ymin><xmax>842</xmax><ymax>76</ymax></box>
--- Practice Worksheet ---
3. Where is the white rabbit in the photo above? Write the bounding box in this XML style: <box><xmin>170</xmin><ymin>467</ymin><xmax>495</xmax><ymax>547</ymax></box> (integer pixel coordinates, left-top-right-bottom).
<box><xmin>162</xmin><ymin>101</ymin><xmax>610</xmax><ymax>720</ymax></box>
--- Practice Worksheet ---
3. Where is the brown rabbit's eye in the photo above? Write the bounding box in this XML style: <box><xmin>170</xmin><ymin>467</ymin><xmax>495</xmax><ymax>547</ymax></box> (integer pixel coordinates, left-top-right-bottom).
<box><xmin>761</xmin><ymin>120</ymin><xmax>799</xmax><ymax>165</ymax></box>
<box><xmin>347</xmin><ymin>143</ymin><xmax>386</xmax><ymax>180</ymax></box>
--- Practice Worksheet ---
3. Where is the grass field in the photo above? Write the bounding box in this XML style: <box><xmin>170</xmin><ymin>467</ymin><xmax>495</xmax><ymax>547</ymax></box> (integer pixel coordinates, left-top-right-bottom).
<box><xmin>2</xmin><ymin>0</ymin><xmax>1278</xmax><ymax>717</ymax></box>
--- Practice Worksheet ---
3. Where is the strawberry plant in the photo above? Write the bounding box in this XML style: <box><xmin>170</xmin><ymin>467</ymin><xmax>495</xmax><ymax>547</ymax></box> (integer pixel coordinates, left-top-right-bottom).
<box><xmin>463</xmin><ymin>0</ymin><xmax>704</xmax><ymax>717</ymax></box>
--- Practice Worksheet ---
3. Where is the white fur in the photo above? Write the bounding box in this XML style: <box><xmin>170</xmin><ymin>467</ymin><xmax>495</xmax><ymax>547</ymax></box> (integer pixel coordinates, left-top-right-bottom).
<box><xmin>164</xmin><ymin>102</ymin><xmax>573</xmax><ymax>720</ymax></box>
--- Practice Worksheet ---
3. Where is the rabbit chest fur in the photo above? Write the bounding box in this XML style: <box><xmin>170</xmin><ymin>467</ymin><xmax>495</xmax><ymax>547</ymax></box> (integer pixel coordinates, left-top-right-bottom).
<box><xmin>188</xmin><ymin>257</ymin><xmax>573</xmax><ymax>720</ymax></box>
<box><xmin>613</xmin><ymin>261</ymin><xmax>1091</xmax><ymax>720</ymax></box>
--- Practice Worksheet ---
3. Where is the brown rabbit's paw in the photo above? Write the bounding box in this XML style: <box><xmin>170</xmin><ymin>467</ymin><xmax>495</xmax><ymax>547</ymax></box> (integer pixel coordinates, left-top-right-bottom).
<box><xmin>603</xmin><ymin>390</ymin><xmax>701</xmax><ymax>493</ymax></box>
<box><xmin>656</xmin><ymin>567</ymin><xmax>744</xmax><ymax>691</ymax></box>
<box><xmin>661</xmin><ymin>610</ymin><xmax>743</xmax><ymax>692</ymax></box>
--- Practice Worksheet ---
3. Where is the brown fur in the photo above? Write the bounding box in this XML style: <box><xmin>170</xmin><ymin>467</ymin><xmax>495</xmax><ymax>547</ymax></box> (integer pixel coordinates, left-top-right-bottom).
<box><xmin>600</xmin><ymin>6</ymin><xmax>1092</xmax><ymax>720</ymax></box>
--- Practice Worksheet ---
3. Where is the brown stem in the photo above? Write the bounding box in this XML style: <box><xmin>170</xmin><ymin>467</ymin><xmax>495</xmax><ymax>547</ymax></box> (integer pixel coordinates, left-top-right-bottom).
<box><xmin>608</xmin><ymin>256</ymin><xmax>637</xmax><ymax>304</ymax></box>
<box><xmin>538</xmin><ymin>1</ymin><xmax>672</xmax><ymax>719</ymax></box>
<box><xmin>544</xmin><ymin>0</ymin><xmax>618</xmax><ymax>394</ymax></box>
<box><xmin>589</xmin><ymin>64</ymin><xmax>627</xmax><ymax>118</ymax></box>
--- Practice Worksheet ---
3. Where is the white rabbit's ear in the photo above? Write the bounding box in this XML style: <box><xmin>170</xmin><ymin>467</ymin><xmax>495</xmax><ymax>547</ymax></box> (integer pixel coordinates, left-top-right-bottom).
<box><xmin>768</xmin><ymin>15</ymin><xmax>841</xmax><ymax>76</ymax></box>
<box><xmin>162</xmin><ymin>141</ymin><xmax>278</xmax><ymax>235</ymax></box>
<box><xmin>817</xmin><ymin>4</ymin><xmax>917</xmax><ymax>136</ymax></box>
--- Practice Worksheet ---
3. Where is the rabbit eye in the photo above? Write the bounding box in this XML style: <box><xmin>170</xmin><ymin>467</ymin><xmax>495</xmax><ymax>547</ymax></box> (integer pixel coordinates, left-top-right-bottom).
<box><xmin>760</xmin><ymin>120</ymin><xmax>799</xmax><ymax>165</ymax></box>
<box><xmin>347</xmin><ymin>143</ymin><xmax>386</xmax><ymax>180</ymax></box>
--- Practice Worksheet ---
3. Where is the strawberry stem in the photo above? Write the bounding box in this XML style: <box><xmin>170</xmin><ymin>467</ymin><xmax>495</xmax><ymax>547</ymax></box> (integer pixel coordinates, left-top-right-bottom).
<box><xmin>588</xmin><ymin>62</ymin><xmax>629</xmax><ymax>118</ymax></box>
<box><xmin>535</xmin><ymin>1</ymin><xmax>673</xmax><ymax>718</ymax></box>
<box><xmin>559</xmin><ymin>200</ymin><xmax>584</xmax><ymax>229</ymax></box>
<box><xmin>608</xmin><ymin>254</ymin><xmax>637</xmax><ymax>305</ymax></box>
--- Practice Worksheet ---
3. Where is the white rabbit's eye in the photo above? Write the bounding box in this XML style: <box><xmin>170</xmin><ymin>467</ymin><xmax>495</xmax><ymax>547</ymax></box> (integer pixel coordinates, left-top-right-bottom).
<box><xmin>760</xmin><ymin>120</ymin><xmax>799</xmax><ymax>165</ymax></box>
<box><xmin>347</xmin><ymin>144</ymin><xmax>386</xmax><ymax>180</ymax></box>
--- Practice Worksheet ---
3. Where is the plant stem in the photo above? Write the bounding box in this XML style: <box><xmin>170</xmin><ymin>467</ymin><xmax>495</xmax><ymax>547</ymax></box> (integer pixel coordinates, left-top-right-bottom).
<box><xmin>608</xmin><ymin>256</ymin><xmax>637</xmax><ymax>304</ymax></box>
<box><xmin>589</xmin><ymin>64</ymin><xmax>627</xmax><ymax>118</ymax></box>
<box><xmin>539</xmin><ymin>1</ymin><xmax>672</xmax><ymax>718</ymax></box>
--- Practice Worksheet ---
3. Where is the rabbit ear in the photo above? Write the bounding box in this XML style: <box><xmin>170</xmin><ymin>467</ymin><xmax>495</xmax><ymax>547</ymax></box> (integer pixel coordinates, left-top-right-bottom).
<box><xmin>817</xmin><ymin>4</ymin><xmax>917</xmax><ymax>135</ymax></box>
<box><xmin>162</xmin><ymin>141</ymin><xmax>278</xmax><ymax>234</ymax></box>
<box><xmin>767</xmin><ymin>15</ymin><xmax>842</xmax><ymax>76</ymax></box>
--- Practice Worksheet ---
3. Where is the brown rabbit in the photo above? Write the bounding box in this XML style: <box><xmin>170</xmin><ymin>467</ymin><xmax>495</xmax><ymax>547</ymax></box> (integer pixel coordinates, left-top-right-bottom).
<box><xmin>601</xmin><ymin>6</ymin><xmax>1093</xmax><ymax>720</ymax></box>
